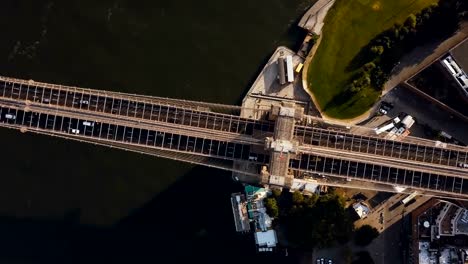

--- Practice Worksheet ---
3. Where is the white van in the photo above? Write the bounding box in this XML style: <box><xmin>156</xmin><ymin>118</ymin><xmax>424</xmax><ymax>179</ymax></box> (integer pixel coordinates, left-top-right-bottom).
<box><xmin>5</xmin><ymin>114</ymin><xmax>16</xmax><ymax>120</ymax></box>
<box><xmin>82</xmin><ymin>121</ymin><xmax>94</xmax><ymax>127</ymax></box>
<box><xmin>248</xmin><ymin>156</ymin><xmax>257</xmax><ymax>161</ymax></box>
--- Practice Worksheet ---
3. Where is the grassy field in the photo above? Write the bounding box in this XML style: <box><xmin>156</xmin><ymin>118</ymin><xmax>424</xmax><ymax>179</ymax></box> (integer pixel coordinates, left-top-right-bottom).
<box><xmin>306</xmin><ymin>0</ymin><xmax>439</xmax><ymax>119</ymax></box>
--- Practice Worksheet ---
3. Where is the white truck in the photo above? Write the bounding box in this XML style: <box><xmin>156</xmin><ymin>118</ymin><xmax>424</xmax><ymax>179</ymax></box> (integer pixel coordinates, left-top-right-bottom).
<box><xmin>401</xmin><ymin>115</ymin><xmax>415</xmax><ymax>129</ymax></box>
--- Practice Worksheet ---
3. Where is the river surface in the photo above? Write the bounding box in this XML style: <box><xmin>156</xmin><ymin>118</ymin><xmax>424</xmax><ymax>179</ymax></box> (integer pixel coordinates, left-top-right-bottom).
<box><xmin>0</xmin><ymin>1</ymin><xmax>312</xmax><ymax>263</ymax></box>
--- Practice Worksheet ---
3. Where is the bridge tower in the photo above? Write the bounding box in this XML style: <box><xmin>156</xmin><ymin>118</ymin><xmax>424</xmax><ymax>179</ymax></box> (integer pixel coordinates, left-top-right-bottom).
<box><xmin>263</xmin><ymin>102</ymin><xmax>303</xmax><ymax>188</ymax></box>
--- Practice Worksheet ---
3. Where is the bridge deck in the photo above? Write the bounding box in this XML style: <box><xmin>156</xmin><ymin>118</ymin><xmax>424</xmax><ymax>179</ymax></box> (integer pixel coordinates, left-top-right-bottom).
<box><xmin>1</xmin><ymin>76</ymin><xmax>468</xmax><ymax>198</ymax></box>
<box><xmin>295</xmin><ymin>126</ymin><xmax>468</xmax><ymax>172</ymax></box>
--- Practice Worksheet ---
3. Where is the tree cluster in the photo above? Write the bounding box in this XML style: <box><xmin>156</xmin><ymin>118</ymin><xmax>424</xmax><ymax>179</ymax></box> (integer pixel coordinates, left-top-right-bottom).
<box><xmin>346</xmin><ymin>0</ymin><xmax>466</xmax><ymax>96</ymax></box>
<box><xmin>270</xmin><ymin>190</ymin><xmax>353</xmax><ymax>249</ymax></box>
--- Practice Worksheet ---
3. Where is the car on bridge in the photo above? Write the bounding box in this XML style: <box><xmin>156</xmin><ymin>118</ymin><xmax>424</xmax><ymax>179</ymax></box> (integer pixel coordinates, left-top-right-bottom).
<box><xmin>5</xmin><ymin>114</ymin><xmax>16</xmax><ymax>120</ymax></box>
<box><xmin>83</xmin><ymin>121</ymin><xmax>94</xmax><ymax>127</ymax></box>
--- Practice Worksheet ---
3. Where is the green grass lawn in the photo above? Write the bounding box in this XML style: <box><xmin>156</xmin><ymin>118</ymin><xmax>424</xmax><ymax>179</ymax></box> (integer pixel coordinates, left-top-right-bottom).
<box><xmin>306</xmin><ymin>0</ymin><xmax>438</xmax><ymax>119</ymax></box>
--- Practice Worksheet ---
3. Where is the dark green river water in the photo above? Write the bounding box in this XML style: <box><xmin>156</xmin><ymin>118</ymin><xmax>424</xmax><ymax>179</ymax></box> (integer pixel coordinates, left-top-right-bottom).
<box><xmin>0</xmin><ymin>1</ymin><xmax>312</xmax><ymax>263</ymax></box>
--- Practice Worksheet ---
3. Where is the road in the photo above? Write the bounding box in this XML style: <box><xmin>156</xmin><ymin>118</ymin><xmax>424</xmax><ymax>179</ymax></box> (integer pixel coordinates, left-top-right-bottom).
<box><xmin>356</xmin><ymin>193</ymin><xmax>432</xmax><ymax>264</ymax></box>
<box><xmin>384</xmin><ymin>22</ymin><xmax>468</xmax><ymax>94</ymax></box>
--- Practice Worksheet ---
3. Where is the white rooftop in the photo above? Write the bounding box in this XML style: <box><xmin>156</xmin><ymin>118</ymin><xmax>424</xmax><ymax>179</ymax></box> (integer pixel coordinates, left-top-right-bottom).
<box><xmin>269</xmin><ymin>175</ymin><xmax>285</xmax><ymax>186</ymax></box>
<box><xmin>353</xmin><ymin>202</ymin><xmax>370</xmax><ymax>219</ymax></box>
<box><xmin>254</xmin><ymin>230</ymin><xmax>278</xmax><ymax>247</ymax></box>
<box><xmin>279</xmin><ymin>106</ymin><xmax>296</xmax><ymax>117</ymax></box>
<box><xmin>291</xmin><ymin>178</ymin><xmax>319</xmax><ymax>194</ymax></box>
<box><xmin>270</xmin><ymin>140</ymin><xmax>295</xmax><ymax>153</ymax></box>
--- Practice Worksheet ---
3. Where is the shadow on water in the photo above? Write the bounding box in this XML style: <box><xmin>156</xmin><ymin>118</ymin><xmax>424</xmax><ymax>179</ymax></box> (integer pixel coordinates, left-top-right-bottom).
<box><xmin>0</xmin><ymin>165</ymin><xmax>299</xmax><ymax>264</ymax></box>
<box><xmin>0</xmin><ymin>1</ymin><xmax>319</xmax><ymax>263</ymax></box>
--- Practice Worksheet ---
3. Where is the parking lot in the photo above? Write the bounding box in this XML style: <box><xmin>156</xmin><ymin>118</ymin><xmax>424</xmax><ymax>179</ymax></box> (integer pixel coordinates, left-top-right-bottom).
<box><xmin>381</xmin><ymin>85</ymin><xmax>468</xmax><ymax>144</ymax></box>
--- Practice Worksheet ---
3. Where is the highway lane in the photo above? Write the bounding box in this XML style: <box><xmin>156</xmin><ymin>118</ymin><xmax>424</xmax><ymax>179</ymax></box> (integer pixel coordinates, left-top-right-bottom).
<box><xmin>298</xmin><ymin>145</ymin><xmax>468</xmax><ymax>179</ymax></box>
<box><xmin>0</xmin><ymin>104</ymin><xmax>271</xmax><ymax>165</ymax></box>
<box><xmin>0</xmin><ymin>78</ymin><xmax>275</xmax><ymax>137</ymax></box>
<box><xmin>288</xmin><ymin>153</ymin><xmax>468</xmax><ymax>197</ymax></box>
<box><xmin>295</xmin><ymin>125</ymin><xmax>468</xmax><ymax>171</ymax></box>
<box><xmin>0</xmin><ymin>97</ymin><xmax>266</xmax><ymax>146</ymax></box>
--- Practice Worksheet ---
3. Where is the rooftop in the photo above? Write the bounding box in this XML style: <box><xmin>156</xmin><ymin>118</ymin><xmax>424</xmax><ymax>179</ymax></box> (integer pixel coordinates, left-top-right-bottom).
<box><xmin>254</xmin><ymin>230</ymin><xmax>278</xmax><ymax>248</ymax></box>
<box><xmin>451</xmin><ymin>39</ymin><xmax>468</xmax><ymax>72</ymax></box>
<box><xmin>290</xmin><ymin>178</ymin><xmax>319</xmax><ymax>194</ymax></box>
<box><xmin>231</xmin><ymin>193</ymin><xmax>251</xmax><ymax>232</ymax></box>
<box><xmin>353</xmin><ymin>202</ymin><xmax>371</xmax><ymax>219</ymax></box>
<box><xmin>456</xmin><ymin>209</ymin><xmax>468</xmax><ymax>235</ymax></box>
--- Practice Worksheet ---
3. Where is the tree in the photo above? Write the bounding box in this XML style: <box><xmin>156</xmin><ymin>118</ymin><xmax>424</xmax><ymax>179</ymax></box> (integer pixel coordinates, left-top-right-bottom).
<box><xmin>399</xmin><ymin>26</ymin><xmax>410</xmax><ymax>37</ymax></box>
<box><xmin>304</xmin><ymin>194</ymin><xmax>318</xmax><ymax>208</ymax></box>
<box><xmin>264</xmin><ymin>197</ymin><xmax>279</xmax><ymax>218</ymax></box>
<box><xmin>404</xmin><ymin>14</ymin><xmax>417</xmax><ymax>28</ymax></box>
<box><xmin>354</xmin><ymin>225</ymin><xmax>379</xmax><ymax>246</ymax></box>
<box><xmin>363</xmin><ymin>62</ymin><xmax>376</xmax><ymax>72</ymax></box>
<box><xmin>370</xmin><ymin>45</ymin><xmax>384</xmax><ymax>55</ymax></box>
<box><xmin>272</xmin><ymin>188</ymin><xmax>282</xmax><ymax>198</ymax></box>
<box><xmin>292</xmin><ymin>191</ymin><xmax>304</xmax><ymax>204</ymax></box>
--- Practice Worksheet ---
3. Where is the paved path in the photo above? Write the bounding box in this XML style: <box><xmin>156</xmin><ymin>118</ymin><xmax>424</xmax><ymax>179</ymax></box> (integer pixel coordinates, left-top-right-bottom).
<box><xmin>382</xmin><ymin>85</ymin><xmax>468</xmax><ymax>144</ymax></box>
<box><xmin>356</xmin><ymin>193</ymin><xmax>431</xmax><ymax>264</ymax></box>
<box><xmin>384</xmin><ymin>22</ymin><xmax>468</xmax><ymax>94</ymax></box>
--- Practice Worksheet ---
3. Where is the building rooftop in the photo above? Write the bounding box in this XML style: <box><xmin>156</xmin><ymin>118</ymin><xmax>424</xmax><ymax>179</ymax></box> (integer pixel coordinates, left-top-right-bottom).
<box><xmin>244</xmin><ymin>185</ymin><xmax>268</xmax><ymax>200</ymax></box>
<box><xmin>439</xmin><ymin>204</ymin><xmax>459</xmax><ymax>235</ymax></box>
<box><xmin>451</xmin><ymin>39</ymin><xmax>468</xmax><ymax>72</ymax></box>
<box><xmin>231</xmin><ymin>193</ymin><xmax>251</xmax><ymax>232</ymax></box>
<box><xmin>254</xmin><ymin>230</ymin><xmax>278</xmax><ymax>248</ymax></box>
<box><xmin>353</xmin><ymin>202</ymin><xmax>371</xmax><ymax>219</ymax></box>
<box><xmin>290</xmin><ymin>178</ymin><xmax>319</xmax><ymax>194</ymax></box>
<box><xmin>456</xmin><ymin>209</ymin><xmax>468</xmax><ymax>235</ymax></box>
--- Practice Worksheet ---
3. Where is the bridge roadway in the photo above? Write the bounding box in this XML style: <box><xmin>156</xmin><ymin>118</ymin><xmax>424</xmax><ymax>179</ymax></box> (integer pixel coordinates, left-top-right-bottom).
<box><xmin>0</xmin><ymin>77</ymin><xmax>276</xmax><ymax>137</ymax></box>
<box><xmin>1</xmin><ymin>77</ymin><xmax>468</xmax><ymax>172</ymax></box>
<box><xmin>1</xmin><ymin>101</ymin><xmax>468</xmax><ymax>197</ymax></box>
<box><xmin>1</xmin><ymin>77</ymin><xmax>468</xmax><ymax>197</ymax></box>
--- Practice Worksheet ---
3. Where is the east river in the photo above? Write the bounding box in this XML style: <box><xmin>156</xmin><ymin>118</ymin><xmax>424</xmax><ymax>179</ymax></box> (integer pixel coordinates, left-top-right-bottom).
<box><xmin>0</xmin><ymin>1</ymin><xmax>312</xmax><ymax>263</ymax></box>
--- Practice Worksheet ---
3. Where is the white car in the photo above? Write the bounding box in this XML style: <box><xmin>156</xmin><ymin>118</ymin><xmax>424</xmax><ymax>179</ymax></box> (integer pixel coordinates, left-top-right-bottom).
<box><xmin>379</xmin><ymin>108</ymin><xmax>388</xmax><ymax>115</ymax></box>
<box><xmin>248</xmin><ymin>156</ymin><xmax>258</xmax><ymax>161</ymax></box>
<box><xmin>82</xmin><ymin>121</ymin><xmax>94</xmax><ymax>127</ymax></box>
<box><xmin>5</xmin><ymin>114</ymin><xmax>16</xmax><ymax>120</ymax></box>
<box><xmin>70</xmin><ymin>129</ymin><xmax>80</xmax><ymax>134</ymax></box>
<box><xmin>79</xmin><ymin>100</ymin><xmax>89</xmax><ymax>105</ymax></box>
<box><xmin>458</xmin><ymin>163</ymin><xmax>468</xmax><ymax>169</ymax></box>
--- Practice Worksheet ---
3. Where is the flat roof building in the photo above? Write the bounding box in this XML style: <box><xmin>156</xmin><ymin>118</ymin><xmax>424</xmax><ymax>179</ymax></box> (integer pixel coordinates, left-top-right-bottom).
<box><xmin>231</xmin><ymin>193</ymin><xmax>251</xmax><ymax>232</ymax></box>
<box><xmin>254</xmin><ymin>230</ymin><xmax>278</xmax><ymax>248</ymax></box>
<box><xmin>440</xmin><ymin>39</ymin><xmax>468</xmax><ymax>99</ymax></box>
<box><xmin>353</xmin><ymin>202</ymin><xmax>371</xmax><ymax>219</ymax></box>
<box><xmin>451</xmin><ymin>39</ymin><xmax>468</xmax><ymax>71</ymax></box>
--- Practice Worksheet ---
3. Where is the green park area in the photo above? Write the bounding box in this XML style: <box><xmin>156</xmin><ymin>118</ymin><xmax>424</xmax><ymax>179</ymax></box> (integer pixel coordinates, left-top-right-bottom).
<box><xmin>306</xmin><ymin>0</ymin><xmax>438</xmax><ymax>119</ymax></box>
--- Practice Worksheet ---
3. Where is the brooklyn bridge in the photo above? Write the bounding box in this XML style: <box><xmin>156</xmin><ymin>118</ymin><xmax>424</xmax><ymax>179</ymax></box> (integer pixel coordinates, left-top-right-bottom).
<box><xmin>0</xmin><ymin>76</ymin><xmax>467</xmax><ymax>199</ymax></box>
